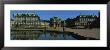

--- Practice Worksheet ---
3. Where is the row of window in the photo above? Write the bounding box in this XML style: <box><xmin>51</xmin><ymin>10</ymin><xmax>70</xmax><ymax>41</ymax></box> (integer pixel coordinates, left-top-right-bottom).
<box><xmin>15</xmin><ymin>17</ymin><xmax>39</xmax><ymax>21</ymax></box>
<box><xmin>79</xmin><ymin>18</ymin><xmax>96</xmax><ymax>21</ymax></box>
<box><xmin>75</xmin><ymin>23</ymin><xmax>91</xmax><ymax>25</ymax></box>
<box><xmin>11</xmin><ymin>22</ymin><xmax>40</xmax><ymax>25</ymax></box>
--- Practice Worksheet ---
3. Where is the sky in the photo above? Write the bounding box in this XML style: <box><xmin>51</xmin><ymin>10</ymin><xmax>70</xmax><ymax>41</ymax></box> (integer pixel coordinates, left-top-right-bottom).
<box><xmin>11</xmin><ymin>10</ymin><xmax>99</xmax><ymax>20</ymax></box>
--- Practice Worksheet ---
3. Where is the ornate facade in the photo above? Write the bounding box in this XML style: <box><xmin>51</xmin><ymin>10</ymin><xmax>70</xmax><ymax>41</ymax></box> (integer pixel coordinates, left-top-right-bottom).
<box><xmin>74</xmin><ymin>15</ymin><xmax>98</xmax><ymax>26</ymax></box>
<box><xmin>11</xmin><ymin>13</ymin><xmax>41</xmax><ymax>29</ymax></box>
<box><xmin>49</xmin><ymin>16</ymin><xmax>62</xmax><ymax>27</ymax></box>
<box><xmin>65</xmin><ymin>14</ymin><xmax>100</xmax><ymax>28</ymax></box>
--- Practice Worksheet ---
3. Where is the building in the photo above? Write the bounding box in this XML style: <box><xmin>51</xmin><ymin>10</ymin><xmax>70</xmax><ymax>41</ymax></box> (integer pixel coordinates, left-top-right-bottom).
<box><xmin>74</xmin><ymin>15</ymin><xmax>98</xmax><ymax>26</ymax></box>
<box><xmin>11</xmin><ymin>13</ymin><xmax>41</xmax><ymax>29</ymax></box>
<box><xmin>10</xmin><ymin>18</ymin><xmax>15</xmax><ymax>28</ymax></box>
<box><xmin>49</xmin><ymin>16</ymin><xmax>62</xmax><ymax>27</ymax></box>
<box><xmin>40</xmin><ymin>20</ymin><xmax>49</xmax><ymax>27</ymax></box>
<box><xmin>65</xmin><ymin>14</ymin><xmax>99</xmax><ymax>28</ymax></box>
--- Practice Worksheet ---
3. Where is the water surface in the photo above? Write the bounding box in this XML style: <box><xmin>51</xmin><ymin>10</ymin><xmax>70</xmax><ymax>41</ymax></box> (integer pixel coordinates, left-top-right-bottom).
<box><xmin>11</xmin><ymin>30</ymin><xmax>77</xmax><ymax>40</ymax></box>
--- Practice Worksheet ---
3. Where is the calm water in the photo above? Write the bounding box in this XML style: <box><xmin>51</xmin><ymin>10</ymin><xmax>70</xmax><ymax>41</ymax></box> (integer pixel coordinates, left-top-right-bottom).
<box><xmin>11</xmin><ymin>30</ymin><xmax>77</xmax><ymax>40</ymax></box>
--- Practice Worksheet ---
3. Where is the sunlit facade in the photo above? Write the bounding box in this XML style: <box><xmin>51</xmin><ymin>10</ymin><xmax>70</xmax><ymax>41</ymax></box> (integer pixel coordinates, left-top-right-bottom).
<box><xmin>11</xmin><ymin>13</ymin><xmax>41</xmax><ymax>29</ymax></box>
<box><xmin>74</xmin><ymin>15</ymin><xmax>98</xmax><ymax>26</ymax></box>
<box><xmin>49</xmin><ymin>16</ymin><xmax>62</xmax><ymax>27</ymax></box>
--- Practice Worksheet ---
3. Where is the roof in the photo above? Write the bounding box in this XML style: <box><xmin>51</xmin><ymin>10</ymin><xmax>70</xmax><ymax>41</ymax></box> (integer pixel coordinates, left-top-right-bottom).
<box><xmin>15</xmin><ymin>13</ymin><xmax>39</xmax><ymax>17</ymax></box>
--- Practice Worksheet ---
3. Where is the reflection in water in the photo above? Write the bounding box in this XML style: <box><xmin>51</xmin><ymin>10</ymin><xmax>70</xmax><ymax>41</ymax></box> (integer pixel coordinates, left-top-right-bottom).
<box><xmin>11</xmin><ymin>30</ymin><xmax>77</xmax><ymax>40</ymax></box>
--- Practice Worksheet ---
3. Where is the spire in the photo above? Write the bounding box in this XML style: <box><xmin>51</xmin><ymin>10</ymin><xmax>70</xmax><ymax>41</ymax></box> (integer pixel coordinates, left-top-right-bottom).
<box><xmin>79</xmin><ymin>12</ymin><xmax>82</xmax><ymax>17</ymax></box>
<box><xmin>92</xmin><ymin>13</ymin><xmax>95</xmax><ymax>17</ymax></box>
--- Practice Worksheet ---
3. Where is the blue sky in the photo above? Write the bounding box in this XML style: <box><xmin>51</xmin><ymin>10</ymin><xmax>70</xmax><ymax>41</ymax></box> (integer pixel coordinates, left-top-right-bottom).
<box><xmin>11</xmin><ymin>10</ymin><xmax>99</xmax><ymax>20</ymax></box>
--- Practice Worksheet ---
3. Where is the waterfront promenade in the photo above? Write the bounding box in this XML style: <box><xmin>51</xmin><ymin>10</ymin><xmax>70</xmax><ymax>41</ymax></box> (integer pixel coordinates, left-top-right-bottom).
<box><xmin>11</xmin><ymin>27</ymin><xmax>100</xmax><ymax>39</ymax></box>
<box><xmin>46</xmin><ymin>27</ymin><xmax>100</xmax><ymax>39</ymax></box>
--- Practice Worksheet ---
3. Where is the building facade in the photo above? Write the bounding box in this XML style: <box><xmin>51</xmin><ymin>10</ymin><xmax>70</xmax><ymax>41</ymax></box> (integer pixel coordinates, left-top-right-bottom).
<box><xmin>11</xmin><ymin>13</ymin><xmax>41</xmax><ymax>29</ymax></box>
<box><xmin>74</xmin><ymin>15</ymin><xmax>98</xmax><ymax>26</ymax></box>
<box><xmin>65</xmin><ymin>14</ymin><xmax>99</xmax><ymax>28</ymax></box>
<box><xmin>49</xmin><ymin>16</ymin><xmax>62</xmax><ymax>27</ymax></box>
